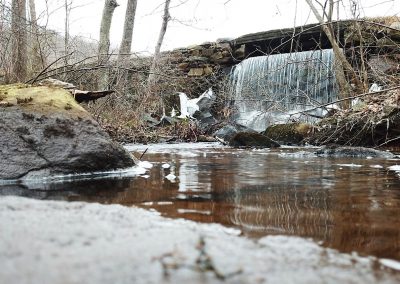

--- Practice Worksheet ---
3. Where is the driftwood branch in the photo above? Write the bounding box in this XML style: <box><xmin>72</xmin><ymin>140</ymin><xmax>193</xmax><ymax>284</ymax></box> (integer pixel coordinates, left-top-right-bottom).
<box><xmin>37</xmin><ymin>78</ymin><xmax>115</xmax><ymax>103</ymax></box>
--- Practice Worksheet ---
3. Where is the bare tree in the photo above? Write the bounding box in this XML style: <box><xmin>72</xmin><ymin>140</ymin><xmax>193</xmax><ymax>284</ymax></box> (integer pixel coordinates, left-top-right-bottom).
<box><xmin>28</xmin><ymin>0</ymin><xmax>44</xmax><ymax>74</ymax></box>
<box><xmin>11</xmin><ymin>0</ymin><xmax>27</xmax><ymax>82</ymax></box>
<box><xmin>0</xmin><ymin>1</ymin><xmax>11</xmax><ymax>81</ymax></box>
<box><xmin>118</xmin><ymin>0</ymin><xmax>138</xmax><ymax>61</ymax></box>
<box><xmin>98</xmin><ymin>0</ymin><xmax>119</xmax><ymax>89</ymax></box>
<box><xmin>304</xmin><ymin>0</ymin><xmax>365</xmax><ymax>106</ymax></box>
<box><xmin>348</xmin><ymin>0</ymin><xmax>368</xmax><ymax>92</ymax></box>
<box><xmin>148</xmin><ymin>0</ymin><xmax>171</xmax><ymax>86</ymax></box>
<box><xmin>64</xmin><ymin>0</ymin><xmax>71</xmax><ymax>64</ymax></box>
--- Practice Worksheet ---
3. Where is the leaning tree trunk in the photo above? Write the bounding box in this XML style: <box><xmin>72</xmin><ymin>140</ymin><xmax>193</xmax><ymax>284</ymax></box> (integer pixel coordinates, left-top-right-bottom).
<box><xmin>11</xmin><ymin>0</ymin><xmax>28</xmax><ymax>83</ymax></box>
<box><xmin>147</xmin><ymin>0</ymin><xmax>171</xmax><ymax>87</ymax></box>
<box><xmin>305</xmin><ymin>0</ymin><xmax>364</xmax><ymax>108</ymax></box>
<box><xmin>118</xmin><ymin>0</ymin><xmax>137</xmax><ymax>62</ymax></box>
<box><xmin>98</xmin><ymin>0</ymin><xmax>119</xmax><ymax>90</ymax></box>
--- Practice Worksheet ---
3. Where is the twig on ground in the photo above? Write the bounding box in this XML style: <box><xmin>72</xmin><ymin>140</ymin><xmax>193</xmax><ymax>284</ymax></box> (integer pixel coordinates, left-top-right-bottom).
<box><xmin>139</xmin><ymin>148</ymin><xmax>149</xmax><ymax>160</ymax></box>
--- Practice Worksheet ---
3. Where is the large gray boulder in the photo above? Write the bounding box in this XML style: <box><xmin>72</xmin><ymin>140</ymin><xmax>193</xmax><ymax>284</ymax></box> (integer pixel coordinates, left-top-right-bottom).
<box><xmin>0</xmin><ymin>85</ymin><xmax>135</xmax><ymax>180</ymax></box>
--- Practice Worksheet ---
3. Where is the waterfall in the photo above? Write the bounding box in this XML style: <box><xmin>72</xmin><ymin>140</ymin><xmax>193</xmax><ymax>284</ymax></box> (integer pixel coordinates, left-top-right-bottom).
<box><xmin>230</xmin><ymin>49</ymin><xmax>338</xmax><ymax>131</ymax></box>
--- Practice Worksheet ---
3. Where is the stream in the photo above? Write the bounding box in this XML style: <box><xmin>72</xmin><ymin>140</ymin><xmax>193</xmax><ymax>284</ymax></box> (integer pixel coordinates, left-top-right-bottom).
<box><xmin>1</xmin><ymin>142</ymin><xmax>400</xmax><ymax>261</ymax></box>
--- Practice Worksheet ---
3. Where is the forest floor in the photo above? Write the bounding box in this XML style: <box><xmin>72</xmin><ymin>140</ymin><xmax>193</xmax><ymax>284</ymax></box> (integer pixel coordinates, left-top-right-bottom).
<box><xmin>308</xmin><ymin>87</ymin><xmax>400</xmax><ymax>148</ymax></box>
<box><xmin>94</xmin><ymin>87</ymin><xmax>400</xmax><ymax>148</ymax></box>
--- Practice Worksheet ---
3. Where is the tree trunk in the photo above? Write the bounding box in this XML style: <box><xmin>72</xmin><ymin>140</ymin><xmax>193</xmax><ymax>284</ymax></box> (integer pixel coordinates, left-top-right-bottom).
<box><xmin>98</xmin><ymin>0</ymin><xmax>119</xmax><ymax>90</ymax></box>
<box><xmin>11</xmin><ymin>0</ymin><xmax>28</xmax><ymax>82</ymax></box>
<box><xmin>28</xmin><ymin>0</ymin><xmax>44</xmax><ymax>75</ymax></box>
<box><xmin>118</xmin><ymin>0</ymin><xmax>137</xmax><ymax>62</ymax></box>
<box><xmin>305</xmin><ymin>0</ymin><xmax>364</xmax><ymax>107</ymax></box>
<box><xmin>64</xmin><ymin>0</ymin><xmax>70</xmax><ymax>66</ymax></box>
<box><xmin>148</xmin><ymin>0</ymin><xmax>171</xmax><ymax>86</ymax></box>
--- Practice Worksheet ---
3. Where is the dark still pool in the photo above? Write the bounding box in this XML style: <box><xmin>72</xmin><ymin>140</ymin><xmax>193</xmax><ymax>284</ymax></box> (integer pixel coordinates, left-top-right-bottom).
<box><xmin>2</xmin><ymin>143</ymin><xmax>400</xmax><ymax>260</ymax></box>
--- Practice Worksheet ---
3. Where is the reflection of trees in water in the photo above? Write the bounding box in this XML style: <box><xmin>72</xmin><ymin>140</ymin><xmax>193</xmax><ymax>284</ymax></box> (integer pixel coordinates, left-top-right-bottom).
<box><xmin>224</xmin><ymin>171</ymin><xmax>400</xmax><ymax>259</ymax></box>
<box><xmin>228</xmin><ymin>184</ymin><xmax>332</xmax><ymax>239</ymax></box>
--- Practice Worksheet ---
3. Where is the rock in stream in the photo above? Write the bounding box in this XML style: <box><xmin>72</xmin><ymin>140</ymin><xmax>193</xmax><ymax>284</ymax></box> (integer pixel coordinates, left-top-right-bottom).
<box><xmin>0</xmin><ymin>84</ymin><xmax>135</xmax><ymax>180</ymax></box>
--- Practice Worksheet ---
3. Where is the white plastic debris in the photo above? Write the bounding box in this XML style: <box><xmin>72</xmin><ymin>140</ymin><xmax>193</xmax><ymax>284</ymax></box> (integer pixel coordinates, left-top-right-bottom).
<box><xmin>351</xmin><ymin>98</ymin><xmax>361</xmax><ymax>107</ymax></box>
<box><xmin>177</xmin><ymin>93</ymin><xmax>194</xmax><ymax>118</ymax></box>
<box><xmin>369</xmin><ymin>83</ymin><xmax>382</xmax><ymax>92</ymax></box>
<box><xmin>178</xmin><ymin>88</ymin><xmax>215</xmax><ymax>118</ymax></box>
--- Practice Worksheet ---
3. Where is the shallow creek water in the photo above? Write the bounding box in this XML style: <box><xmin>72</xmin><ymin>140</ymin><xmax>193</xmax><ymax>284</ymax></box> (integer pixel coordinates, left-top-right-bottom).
<box><xmin>2</xmin><ymin>142</ymin><xmax>400</xmax><ymax>261</ymax></box>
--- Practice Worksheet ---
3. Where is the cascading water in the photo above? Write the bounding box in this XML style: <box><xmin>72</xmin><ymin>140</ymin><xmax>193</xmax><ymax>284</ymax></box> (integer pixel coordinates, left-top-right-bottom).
<box><xmin>230</xmin><ymin>49</ymin><xmax>338</xmax><ymax>131</ymax></box>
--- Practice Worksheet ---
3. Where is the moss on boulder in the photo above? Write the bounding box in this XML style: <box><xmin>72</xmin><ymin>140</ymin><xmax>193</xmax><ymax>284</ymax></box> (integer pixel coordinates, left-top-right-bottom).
<box><xmin>229</xmin><ymin>132</ymin><xmax>280</xmax><ymax>148</ymax></box>
<box><xmin>0</xmin><ymin>84</ymin><xmax>88</xmax><ymax>117</ymax></box>
<box><xmin>0</xmin><ymin>84</ymin><xmax>135</xmax><ymax>180</ymax></box>
<box><xmin>262</xmin><ymin>123</ymin><xmax>314</xmax><ymax>145</ymax></box>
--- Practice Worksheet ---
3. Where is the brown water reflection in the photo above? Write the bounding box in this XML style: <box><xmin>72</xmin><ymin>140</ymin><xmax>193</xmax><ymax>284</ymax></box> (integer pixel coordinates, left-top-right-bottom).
<box><xmin>2</xmin><ymin>143</ymin><xmax>400</xmax><ymax>260</ymax></box>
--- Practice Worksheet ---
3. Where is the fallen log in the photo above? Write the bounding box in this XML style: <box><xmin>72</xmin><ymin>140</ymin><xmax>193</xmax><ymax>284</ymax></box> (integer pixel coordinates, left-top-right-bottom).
<box><xmin>72</xmin><ymin>89</ymin><xmax>115</xmax><ymax>103</ymax></box>
<box><xmin>38</xmin><ymin>78</ymin><xmax>114</xmax><ymax>103</ymax></box>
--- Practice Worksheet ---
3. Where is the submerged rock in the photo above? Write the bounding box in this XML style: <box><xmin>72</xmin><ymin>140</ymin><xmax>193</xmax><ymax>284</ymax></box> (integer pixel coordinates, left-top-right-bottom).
<box><xmin>0</xmin><ymin>84</ymin><xmax>135</xmax><ymax>180</ymax></box>
<box><xmin>315</xmin><ymin>146</ymin><xmax>395</xmax><ymax>158</ymax></box>
<box><xmin>229</xmin><ymin>132</ymin><xmax>280</xmax><ymax>148</ymax></box>
<box><xmin>262</xmin><ymin>123</ymin><xmax>314</xmax><ymax>145</ymax></box>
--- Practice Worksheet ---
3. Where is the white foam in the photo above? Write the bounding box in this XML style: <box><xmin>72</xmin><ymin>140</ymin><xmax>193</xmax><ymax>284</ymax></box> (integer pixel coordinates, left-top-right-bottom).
<box><xmin>177</xmin><ymin>209</ymin><xmax>211</xmax><ymax>215</ymax></box>
<box><xmin>388</xmin><ymin>165</ymin><xmax>400</xmax><ymax>177</ymax></box>
<box><xmin>18</xmin><ymin>165</ymin><xmax>148</xmax><ymax>185</ymax></box>
<box><xmin>278</xmin><ymin>151</ymin><xmax>317</xmax><ymax>158</ymax></box>
<box><xmin>388</xmin><ymin>165</ymin><xmax>400</xmax><ymax>171</ymax></box>
<box><xmin>380</xmin><ymin>258</ymin><xmax>400</xmax><ymax>270</ymax></box>
<box><xmin>165</xmin><ymin>173</ymin><xmax>176</xmax><ymax>182</ymax></box>
<box><xmin>370</xmin><ymin>165</ymin><xmax>383</xmax><ymax>169</ymax></box>
<box><xmin>138</xmin><ymin>161</ymin><xmax>153</xmax><ymax>169</ymax></box>
<box><xmin>156</xmin><ymin>201</ymin><xmax>173</xmax><ymax>205</ymax></box>
<box><xmin>336</xmin><ymin>164</ymin><xmax>363</xmax><ymax>168</ymax></box>
<box><xmin>124</xmin><ymin>142</ymin><xmax>223</xmax><ymax>153</ymax></box>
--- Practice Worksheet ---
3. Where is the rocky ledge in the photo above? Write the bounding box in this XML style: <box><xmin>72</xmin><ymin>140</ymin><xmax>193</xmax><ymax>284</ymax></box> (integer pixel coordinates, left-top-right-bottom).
<box><xmin>0</xmin><ymin>196</ymin><xmax>399</xmax><ymax>284</ymax></box>
<box><xmin>0</xmin><ymin>84</ymin><xmax>135</xmax><ymax>180</ymax></box>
